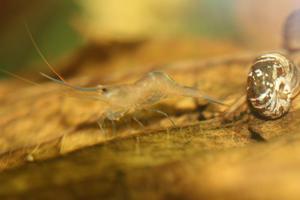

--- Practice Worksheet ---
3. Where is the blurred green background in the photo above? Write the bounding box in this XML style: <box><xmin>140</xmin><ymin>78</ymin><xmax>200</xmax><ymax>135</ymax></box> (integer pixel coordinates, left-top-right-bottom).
<box><xmin>0</xmin><ymin>0</ymin><xmax>299</xmax><ymax>72</ymax></box>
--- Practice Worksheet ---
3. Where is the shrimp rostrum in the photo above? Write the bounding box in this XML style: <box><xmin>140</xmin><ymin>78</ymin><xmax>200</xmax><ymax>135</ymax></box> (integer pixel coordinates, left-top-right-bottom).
<box><xmin>41</xmin><ymin>71</ymin><xmax>225</xmax><ymax>132</ymax></box>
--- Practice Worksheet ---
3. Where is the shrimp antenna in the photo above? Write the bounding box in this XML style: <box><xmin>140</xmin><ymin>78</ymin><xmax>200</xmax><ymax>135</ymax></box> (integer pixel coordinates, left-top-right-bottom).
<box><xmin>24</xmin><ymin>22</ymin><xmax>67</xmax><ymax>83</ymax></box>
<box><xmin>0</xmin><ymin>68</ymin><xmax>39</xmax><ymax>86</ymax></box>
<box><xmin>40</xmin><ymin>72</ymin><xmax>98</xmax><ymax>92</ymax></box>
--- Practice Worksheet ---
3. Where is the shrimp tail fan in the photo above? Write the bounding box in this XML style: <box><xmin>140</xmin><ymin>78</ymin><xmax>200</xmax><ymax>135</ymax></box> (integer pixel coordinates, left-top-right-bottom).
<box><xmin>201</xmin><ymin>94</ymin><xmax>227</xmax><ymax>106</ymax></box>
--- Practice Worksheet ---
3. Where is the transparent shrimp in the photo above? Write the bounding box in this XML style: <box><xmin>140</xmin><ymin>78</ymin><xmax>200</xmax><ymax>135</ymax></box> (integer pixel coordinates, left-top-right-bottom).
<box><xmin>2</xmin><ymin>24</ymin><xmax>226</xmax><ymax>133</ymax></box>
<box><xmin>41</xmin><ymin>71</ymin><xmax>225</xmax><ymax>131</ymax></box>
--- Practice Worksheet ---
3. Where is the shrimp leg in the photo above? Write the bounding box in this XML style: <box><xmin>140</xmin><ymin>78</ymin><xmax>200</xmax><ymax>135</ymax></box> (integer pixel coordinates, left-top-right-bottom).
<box><xmin>148</xmin><ymin>108</ymin><xmax>176</xmax><ymax>128</ymax></box>
<box><xmin>97</xmin><ymin>108</ymin><xmax>127</xmax><ymax>134</ymax></box>
<box><xmin>111</xmin><ymin>120</ymin><xmax>117</xmax><ymax>134</ymax></box>
<box><xmin>132</xmin><ymin>116</ymin><xmax>145</xmax><ymax>129</ymax></box>
<box><xmin>97</xmin><ymin>116</ymin><xmax>106</xmax><ymax>134</ymax></box>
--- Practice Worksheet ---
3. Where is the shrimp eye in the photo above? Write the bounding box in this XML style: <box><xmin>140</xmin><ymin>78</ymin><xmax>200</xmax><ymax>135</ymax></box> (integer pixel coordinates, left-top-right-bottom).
<box><xmin>101</xmin><ymin>88</ymin><xmax>108</xmax><ymax>93</ymax></box>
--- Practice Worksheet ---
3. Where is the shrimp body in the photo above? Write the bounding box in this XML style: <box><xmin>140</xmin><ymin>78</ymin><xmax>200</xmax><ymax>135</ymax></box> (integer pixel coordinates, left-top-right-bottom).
<box><xmin>41</xmin><ymin>71</ymin><xmax>224</xmax><ymax>124</ymax></box>
<box><xmin>100</xmin><ymin>72</ymin><xmax>171</xmax><ymax>108</ymax></box>
<box><xmin>85</xmin><ymin>71</ymin><xmax>223</xmax><ymax>120</ymax></box>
